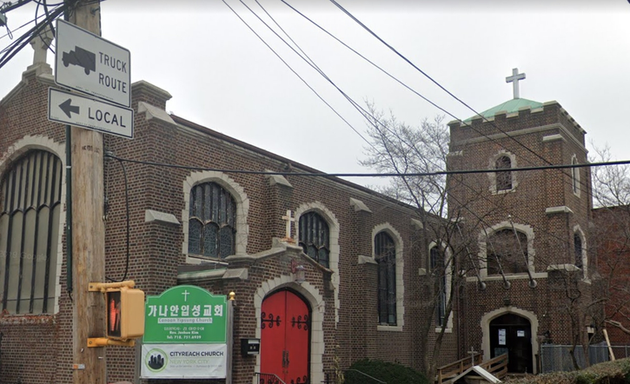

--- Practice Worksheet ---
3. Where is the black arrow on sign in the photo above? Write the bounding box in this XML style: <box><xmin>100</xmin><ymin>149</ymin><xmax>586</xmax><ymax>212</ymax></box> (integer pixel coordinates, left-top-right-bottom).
<box><xmin>59</xmin><ymin>98</ymin><xmax>80</xmax><ymax>118</ymax></box>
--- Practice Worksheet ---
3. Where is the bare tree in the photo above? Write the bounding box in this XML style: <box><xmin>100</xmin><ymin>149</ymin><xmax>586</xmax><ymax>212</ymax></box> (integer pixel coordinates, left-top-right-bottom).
<box><xmin>360</xmin><ymin>104</ymin><xmax>494</xmax><ymax>378</ymax></box>
<box><xmin>590</xmin><ymin>145</ymin><xmax>630</xmax><ymax>349</ymax></box>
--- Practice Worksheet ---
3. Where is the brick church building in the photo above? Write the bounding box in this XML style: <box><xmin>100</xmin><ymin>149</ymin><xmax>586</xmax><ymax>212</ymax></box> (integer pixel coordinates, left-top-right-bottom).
<box><xmin>0</xmin><ymin>37</ymin><xmax>461</xmax><ymax>384</ymax></box>
<box><xmin>0</xmin><ymin>30</ymin><xmax>605</xmax><ymax>384</ymax></box>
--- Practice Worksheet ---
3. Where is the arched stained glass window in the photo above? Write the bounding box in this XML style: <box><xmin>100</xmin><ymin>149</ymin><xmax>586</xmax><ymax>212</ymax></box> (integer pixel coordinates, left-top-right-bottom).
<box><xmin>298</xmin><ymin>211</ymin><xmax>329</xmax><ymax>268</ymax></box>
<box><xmin>375</xmin><ymin>231</ymin><xmax>396</xmax><ymax>326</ymax></box>
<box><xmin>0</xmin><ymin>150</ymin><xmax>62</xmax><ymax>314</ymax></box>
<box><xmin>188</xmin><ymin>182</ymin><xmax>236</xmax><ymax>259</ymax></box>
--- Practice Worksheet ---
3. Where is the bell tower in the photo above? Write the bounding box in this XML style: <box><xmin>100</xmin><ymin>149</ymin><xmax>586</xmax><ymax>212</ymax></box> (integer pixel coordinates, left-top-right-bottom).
<box><xmin>447</xmin><ymin>69</ymin><xmax>592</xmax><ymax>373</ymax></box>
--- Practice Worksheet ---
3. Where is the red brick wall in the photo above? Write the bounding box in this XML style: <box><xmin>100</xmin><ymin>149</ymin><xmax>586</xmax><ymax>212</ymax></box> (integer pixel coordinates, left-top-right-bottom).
<box><xmin>592</xmin><ymin>206</ymin><xmax>630</xmax><ymax>345</ymax></box>
<box><xmin>1</xmin><ymin>71</ymin><xmax>459</xmax><ymax>384</ymax></box>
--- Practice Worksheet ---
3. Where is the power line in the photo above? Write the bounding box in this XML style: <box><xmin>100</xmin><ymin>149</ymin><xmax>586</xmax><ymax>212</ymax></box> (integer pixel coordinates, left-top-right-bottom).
<box><xmin>222</xmin><ymin>0</ymin><xmax>375</xmax><ymax>149</ymax></box>
<box><xmin>0</xmin><ymin>2</ymin><xmax>64</xmax><ymax>69</ymax></box>
<box><xmin>326</xmin><ymin>0</ymin><xmax>594</xmax><ymax>196</ymax></box>
<box><xmin>104</xmin><ymin>153</ymin><xmax>629</xmax><ymax>178</ymax></box>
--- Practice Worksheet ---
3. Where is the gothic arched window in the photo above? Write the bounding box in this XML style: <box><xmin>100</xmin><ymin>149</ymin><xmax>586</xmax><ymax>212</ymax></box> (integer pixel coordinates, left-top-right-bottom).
<box><xmin>375</xmin><ymin>231</ymin><xmax>397</xmax><ymax>325</ymax></box>
<box><xmin>487</xmin><ymin>229</ymin><xmax>528</xmax><ymax>275</ymax></box>
<box><xmin>188</xmin><ymin>182</ymin><xmax>236</xmax><ymax>259</ymax></box>
<box><xmin>299</xmin><ymin>211</ymin><xmax>330</xmax><ymax>268</ymax></box>
<box><xmin>0</xmin><ymin>150</ymin><xmax>62</xmax><ymax>314</ymax></box>
<box><xmin>495</xmin><ymin>155</ymin><xmax>513</xmax><ymax>191</ymax></box>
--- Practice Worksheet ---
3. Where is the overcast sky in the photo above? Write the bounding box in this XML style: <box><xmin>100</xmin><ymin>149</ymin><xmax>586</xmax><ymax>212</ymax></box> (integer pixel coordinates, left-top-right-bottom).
<box><xmin>2</xmin><ymin>0</ymin><xmax>630</xmax><ymax>188</ymax></box>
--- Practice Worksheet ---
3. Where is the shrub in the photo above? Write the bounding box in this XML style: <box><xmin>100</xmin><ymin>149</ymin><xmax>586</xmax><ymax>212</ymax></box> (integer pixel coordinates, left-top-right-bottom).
<box><xmin>344</xmin><ymin>359</ymin><xmax>429</xmax><ymax>384</ymax></box>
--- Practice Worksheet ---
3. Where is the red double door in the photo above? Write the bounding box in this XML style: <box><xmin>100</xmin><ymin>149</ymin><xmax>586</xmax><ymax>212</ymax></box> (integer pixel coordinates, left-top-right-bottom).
<box><xmin>261</xmin><ymin>289</ymin><xmax>311</xmax><ymax>384</ymax></box>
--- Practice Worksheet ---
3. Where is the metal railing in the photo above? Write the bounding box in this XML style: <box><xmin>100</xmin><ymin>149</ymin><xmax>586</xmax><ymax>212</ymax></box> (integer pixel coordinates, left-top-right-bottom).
<box><xmin>254</xmin><ymin>372</ymin><xmax>287</xmax><ymax>384</ymax></box>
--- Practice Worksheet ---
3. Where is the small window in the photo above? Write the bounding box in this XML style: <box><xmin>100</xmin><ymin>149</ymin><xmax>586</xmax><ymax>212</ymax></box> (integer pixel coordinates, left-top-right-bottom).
<box><xmin>574</xmin><ymin>233</ymin><xmax>583</xmax><ymax>268</ymax></box>
<box><xmin>495</xmin><ymin>155</ymin><xmax>512</xmax><ymax>191</ymax></box>
<box><xmin>430</xmin><ymin>246</ymin><xmax>446</xmax><ymax>327</ymax></box>
<box><xmin>487</xmin><ymin>229</ymin><xmax>528</xmax><ymax>275</ymax></box>
<box><xmin>298</xmin><ymin>212</ymin><xmax>330</xmax><ymax>268</ymax></box>
<box><xmin>188</xmin><ymin>182</ymin><xmax>236</xmax><ymax>259</ymax></box>
<box><xmin>375</xmin><ymin>231</ymin><xmax>396</xmax><ymax>325</ymax></box>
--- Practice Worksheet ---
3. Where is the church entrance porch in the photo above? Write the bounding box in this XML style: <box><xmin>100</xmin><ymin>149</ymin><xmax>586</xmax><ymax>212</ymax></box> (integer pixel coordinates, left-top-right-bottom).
<box><xmin>261</xmin><ymin>288</ymin><xmax>311</xmax><ymax>384</ymax></box>
<box><xmin>490</xmin><ymin>313</ymin><xmax>533</xmax><ymax>373</ymax></box>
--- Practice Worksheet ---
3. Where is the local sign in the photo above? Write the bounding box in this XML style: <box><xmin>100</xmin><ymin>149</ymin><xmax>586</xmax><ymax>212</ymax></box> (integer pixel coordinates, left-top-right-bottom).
<box><xmin>48</xmin><ymin>88</ymin><xmax>134</xmax><ymax>138</ymax></box>
<box><xmin>55</xmin><ymin>19</ymin><xmax>131</xmax><ymax>107</ymax></box>
<box><xmin>143</xmin><ymin>285</ymin><xmax>228</xmax><ymax>344</ymax></box>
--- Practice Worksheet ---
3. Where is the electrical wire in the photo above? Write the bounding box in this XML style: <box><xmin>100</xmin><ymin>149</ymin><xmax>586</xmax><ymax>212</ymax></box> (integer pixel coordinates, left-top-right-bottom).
<box><xmin>0</xmin><ymin>2</ymin><xmax>64</xmax><ymax>69</ymax></box>
<box><xmin>35</xmin><ymin>0</ymin><xmax>57</xmax><ymax>55</ymax></box>
<box><xmin>222</xmin><ymin>0</ymin><xmax>375</xmax><ymax>149</ymax></box>
<box><xmin>280</xmin><ymin>0</ymin><xmax>594</xmax><ymax>226</ymax></box>
<box><xmin>103</xmin><ymin>150</ymin><xmax>605</xmax><ymax>287</ymax></box>
<box><xmin>241</xmin><ymin>0</ymin><xmax>593</xmax><ymax>222</ymax></box>
<box><xmin>326</xmin><ymin>0</ymin><xmax>594</xmax><ymax>195</ymax></box>
<box><xmin>103</xmin><ymin>152</ymin><xmax>629</xmax><ymax>179</ymax></box>
<box><xmin>281</xmin><ymin>0</ymin><xmax>457</xmax><ymax>121</ymax></box>
<box><xmin>0</xmin><ymin>0</ymin><xmax>32</xmax><ymax>13</ymax></box>
<box><xmin>239</xmin><ymin>0</ymin><xmax>444</xmax><ymax>165</ymax></box>
<box><xmin>0</xmin><ymin>9</ymin><xmax>47</xmax><ymax>41</ymax></box>
<box><xmin>320</xmin><ymin>1</ymin><xmax>598</xmax><ymax>263</ymax></box>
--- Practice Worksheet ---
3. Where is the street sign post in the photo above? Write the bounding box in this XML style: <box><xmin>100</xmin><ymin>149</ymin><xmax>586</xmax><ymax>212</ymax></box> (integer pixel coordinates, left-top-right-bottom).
<box><xmin>48</xmin><ymin>88</ymin><xmax>134</xmax><ymax>138</ymax></box>
<box><xmin>55</xmin><ymin>19</ymin><xmax>131</xmax><ymax>107</ymax></box>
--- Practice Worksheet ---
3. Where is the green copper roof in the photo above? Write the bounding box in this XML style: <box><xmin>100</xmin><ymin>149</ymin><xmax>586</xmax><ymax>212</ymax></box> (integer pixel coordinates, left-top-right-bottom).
<box><xmin>465</xmin><ymin>98</ymin><xmax>544</xmax><ymax>122</ymax></box>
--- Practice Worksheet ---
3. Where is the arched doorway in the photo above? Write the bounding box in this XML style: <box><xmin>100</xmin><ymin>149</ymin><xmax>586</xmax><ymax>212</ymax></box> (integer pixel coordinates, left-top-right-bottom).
<box><xmin>261</xmin><ymin>288</ymin><xmax>311</xmax><ymax>384</ymax></box>
<box><xmin>490</xmin><ymin>313</ymin><xmax>533</xmax><ymax>373</ymax></box>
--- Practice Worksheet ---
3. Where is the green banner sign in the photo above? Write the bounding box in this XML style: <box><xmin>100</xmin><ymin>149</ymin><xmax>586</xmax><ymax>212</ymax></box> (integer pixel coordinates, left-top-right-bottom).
<box><xmin>144</xmin><ymin>285</ymin><xmax>227</xmax><ymax>344</ymax></box>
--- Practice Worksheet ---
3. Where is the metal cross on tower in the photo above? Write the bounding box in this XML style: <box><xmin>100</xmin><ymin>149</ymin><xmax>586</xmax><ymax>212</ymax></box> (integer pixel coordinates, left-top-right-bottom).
<box><xmin>506</xmin><ymin>68</ymin><xmax>526</xmax><ymax>99</ymax></box>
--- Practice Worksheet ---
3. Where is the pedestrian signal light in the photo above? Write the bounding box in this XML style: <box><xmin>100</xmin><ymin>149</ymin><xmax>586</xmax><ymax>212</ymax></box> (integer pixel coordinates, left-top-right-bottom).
<box><xmin>106</xmin><ymin>286</ymin><xmax>145</xmax><ymax>340</ymax></box>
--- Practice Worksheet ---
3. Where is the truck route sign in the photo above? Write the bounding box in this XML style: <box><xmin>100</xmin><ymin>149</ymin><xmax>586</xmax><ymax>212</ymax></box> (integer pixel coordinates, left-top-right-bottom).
<box><xmin>55</xmin><ymin>19</ymin><xmax>131</xmax><ymax>107</ymax></box>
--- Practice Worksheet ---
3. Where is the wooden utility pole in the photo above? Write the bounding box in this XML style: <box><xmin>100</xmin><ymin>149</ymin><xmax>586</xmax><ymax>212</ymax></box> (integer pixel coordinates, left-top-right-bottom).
<box><xmin>67</xmin><ymin>1</ymin><xmax>106</xmax><ymax>383</ymax></box>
